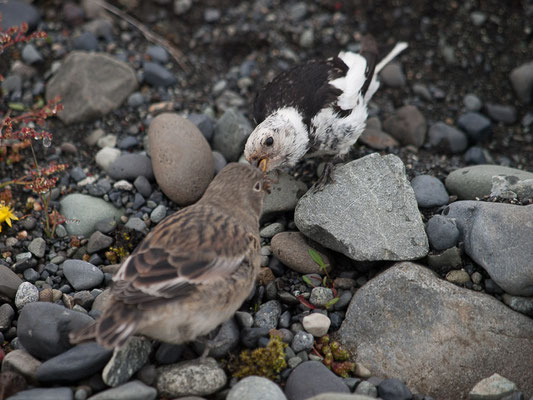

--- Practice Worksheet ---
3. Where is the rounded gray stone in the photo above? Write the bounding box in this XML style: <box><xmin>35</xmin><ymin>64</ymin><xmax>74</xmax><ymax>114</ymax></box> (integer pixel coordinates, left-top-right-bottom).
<box><xmin>227</xmin><ymin>376</ymin><xmax>287</xmax><ymax>400</ymax></box>
<box><xmin>262</xmin><ymin>171</ymin><xmax>308</xmax><ymax>217</ymax></box>
<box><xmin>0</xmin><ymin>265</ymin><xmax>23</xmax><ymax>299</ymax></box>
<box><xmin>86</xmin><ymin>380</ymin><xmax>157</xmax><ymax>400</ymax></box>
<box><xmin>411</xmin><ymin>175</ymin><xmax>449</xmax><ymax>208</ymax></box>
<box><xmin>427</xmin><ymin>122</ymin><xmax>468</xmax><ymax>154</ymax></box>
<box><xmin>212</xmin><ymin>109</ymin><xmax>252</xmax><ymax>161</ymax></box>
<box><xmin>60</xmin><ymin>193</ymin><xmax>124</xmax><ymax>237</ymax></box>
<box><xmin>285</xmin><ymin>361</ymin><xmax>350</xmax><ymax>400</ymax></box>
<box><xmin>254</xmin><ymin>300</ymin><xmax>281</xmax><ymax>330</ymax></box>
<box><xmin>155</xmin><ymin>357</ymin><xmax>226</xmax><ymax>398</ymax></box>
<box><xmin>27</xmin><ymin>237</ymin><xmax>46</xmax><ymax>258</ymax></box>
<box><xmin>108</xmin><ymin>153</ymin><xmax>154</xmax><ymax>181</ymax></box>
<box><xmin>425</xmin><ymin>215</ymin><xmax>460</xmax><ymax>251</ymax></box>
<box><xmin>63</xmin><ymin>260</ymin><xmax>104</xmax><ymax>290</ymax></box>
<box><xmin>291</xmin><ymin>331</ymin><xmax>314</xmax><ymax>353</ymax></box>
<box><xmin>102</xmin><ymin>336</ymin><xmax>152</xmax><ymax>387</ymax></box>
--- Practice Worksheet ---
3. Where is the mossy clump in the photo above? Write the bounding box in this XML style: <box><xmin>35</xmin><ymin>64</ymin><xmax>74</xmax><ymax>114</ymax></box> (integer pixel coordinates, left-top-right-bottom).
<box><xmin>230</xmin><ymin>334</ymin><xmax>287</xmax><ymax>380</ymax></box>
<box><xmin>315</xmin><ymin>335</ymin><xmax>355</xmax><ymax>378</ymax></box>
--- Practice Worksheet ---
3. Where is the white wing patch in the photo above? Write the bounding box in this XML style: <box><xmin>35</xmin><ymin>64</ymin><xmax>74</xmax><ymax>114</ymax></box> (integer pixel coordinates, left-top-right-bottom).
<box><xmin>330</xmin><ymin>51</ymin><xmax>367</xmax><ymax>110</ymax></box>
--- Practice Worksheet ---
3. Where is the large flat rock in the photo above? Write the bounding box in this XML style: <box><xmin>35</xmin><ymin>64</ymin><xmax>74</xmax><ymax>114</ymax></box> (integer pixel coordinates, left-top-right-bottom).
<box><xmin>295</xmin><ymin>153</ymin><xmax>428</xmax><ymax>261</ymax></box>
<box><xmin>336</xmin><ymin>262</ymin><xmax>533</xmax><ymax>399</ymax></box>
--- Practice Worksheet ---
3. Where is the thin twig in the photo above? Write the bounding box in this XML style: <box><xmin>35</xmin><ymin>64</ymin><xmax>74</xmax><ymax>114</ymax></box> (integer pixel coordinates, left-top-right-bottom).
<box><xmin>92</xmin><ymin>0</ymin><xmax>189</xmax><ymax>72</ymax></box>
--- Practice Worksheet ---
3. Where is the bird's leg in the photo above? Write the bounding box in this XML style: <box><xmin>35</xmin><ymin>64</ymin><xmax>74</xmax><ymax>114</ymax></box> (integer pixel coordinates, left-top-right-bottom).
<box><xmin>312</xmin><ymin>159</ymin><xmax>339</xmax><ymax>192</ymax></box>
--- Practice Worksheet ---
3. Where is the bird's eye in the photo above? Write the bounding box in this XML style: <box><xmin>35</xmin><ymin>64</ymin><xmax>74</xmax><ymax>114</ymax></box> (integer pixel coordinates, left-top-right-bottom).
<box><xmin>265</xmin><ymin>137</ymin><xmax>274</xmax><ymax>146</ymax></box>
<box><xmin>253</xmin><ymin>181</ymin><xmax>262</xmax><ymax>192</ymax></box>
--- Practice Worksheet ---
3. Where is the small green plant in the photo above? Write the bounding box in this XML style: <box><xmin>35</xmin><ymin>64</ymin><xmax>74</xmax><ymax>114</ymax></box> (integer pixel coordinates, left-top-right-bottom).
<box><xmin>298</xmin><ymin>249</ymin><xmax>339</xmax><ymax>310</ymax></box>
<box><xmin>229</xmin><ymin>334</ymin><xmax>287</xmax><ymax>380</ymax></box>
<box><xmin>313</xmin><ymin>334</ymin><xmax>355</xmax><ymax>378</ymax></box>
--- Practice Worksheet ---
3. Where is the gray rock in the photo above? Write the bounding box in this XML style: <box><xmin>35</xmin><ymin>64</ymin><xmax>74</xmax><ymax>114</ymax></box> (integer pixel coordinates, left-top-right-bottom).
<box><xmin>464</xmin><ymin>146</ymin><xmax>492</xmax><ymax>165</ymax></box>
<box><xmin>150</xmin><ymin>205</ymin><xmax>167</xmax><ymax>223</ymax></box>
<box><xmin>0</xmin><ymin>265</ymin><xmax>23</xmax><ymax>298</ymax></box>
<box><xmin>305</xmin><ymin>395</ymin><xmax>375</xmax><ymax>400</ymax></box>
<box><xmin>469</xmin><ymin>373</ymin><xmax>518</xmax><ymax>400</ymax></box>
<box><xmin>425</xmin><ymin>215</ymin><xmax>460</xmax><ymax>251</ymax></box>
<box><xmin>427</xmin><ymin>122</ymin><xmax>468</xmax><ymax>154</ymax></box>
<box><xmin>0</xmin><ymin>1</ymin><xmax>40</xmax><ymax>30</ymax></box>
<box><xmin>463</xmin><ymin>94</ymin><xmax>482</xmax><ymax>111</ymax></box>
<box><xmin>260</xmin><ymin>222</ymin><xmax>285</xmax><ymax>238</ymax></box>
<box><xmin>133</xmin><ymin>176</ymin><xmax>152</xmax><ymax>197</ymax></box>
<box><xmin>254</xmin><ymin>300</ymin><xmax>281</xmax><ymax>330</ymax></box>
<box><xmin>95</xmin><ymin>147</ymin><xmax>121</xmax><ymax>172</ymax></box>
<box><xmin>291</xmin><ymin>331</ymin><xmax>314</xmax><ymax>352</ymax></box>
<box><xmin>485</xmin><ymin>104</ymin><xmax>517</xmax><ymax>124</ymax></box>
<box><xmin>377</xmin><ymin>378</ymin><xmax>412</xmax><ymax>400</ymax></box>
<box><xmin>0</xmin><ymin>303</ymin><xmax>15</xmax><ymax>331</ymax></box>
<box><xmin>262</xmin><ymin>171</ymin><xmax>308</xmax><ymax>217</ymax></box>
<box><xmin>1</xmin><ymin>349</ymin><xmax>41</xmax><ymax>382</ymax></box>
<box><xmin>309</xmin><ymin>287</ymin><xmax>334</xmax><ymax>307</ymax></box>
<box><xmin>5</xmin><ymin>387</ymin><xmax>73</xmax><ymax>400</ymax></box>
<box><xmin>17</xmin><ymin>302</ymin><xmax>94</xmax><ymax>360</ymax></box>
<box><xmin>127</xmin><ymin>92</ymin><xmax>145</xmax><ymax>107</ymax></box>
<box><xmin>102</xmin><ymin>336</ymin><xmax>152</xmax><ymax>387</ymax></box>
<box><xmin>155</xmin><ymin>357</ymin><xmax>226</xmax><ymax>397</ymax></box>
<box><xmin>299</xmin><ymin>29</ymin><xmax>314</xmax><ymax>48</ymax></box>
<box><xmin>379</xmin><ymin>63</ymin><xmax>406</xmax><ymax>87</ymax></box>
<box><xmin>155</xmin><ymin>343</ymin><xmax>185</xmax><ymax>365</ymax></box>
<box><xmin>427</xmin><ymin>247</ymin><xmax>463</xmax><ymax>273</ymax></box>
<box><xmin>490</xmin><ymin>175</ymin><xmax>533</xmax><ymax>202</ymax></box>
<box><xmin>63</xmin><ymin>260</ymin><xmax>104</xmax><ymax>290</ymax></box>
<box><xmin>502</xmin><ymin>294</ymin><xmax>533</xmax><ymax>317</ymax></box>
<box><xmin>227</xmin><ymin>376</ymin><xmax>287</xmax><ymax>400</ymax></box>
<box><xmin>193</xmin><ymin>318</ymin><xmax>239</xmax><ymax>358</ymax></box>
<box><xmin>336</xmin><ymin>262</ymin><xmax>533</xmax><ymax>400</ymax></box>
<box><xmin>445</xmin><ymin>201</ymin><xmax>533</xmax><ymax>296</ymax></box>
<box><xmin>410</xmin><ymin>175</ymin><xmax>449</xmax><ymax>208</ymax></box>
<box><xmin>354</xmin><ymin>381</ymin><xmax>378</xmax><ymax>397</ymax></box>
<box><xmin>295</xmin><ymin>154</ymin><xmax>428</xmax><ymax>261</ymax></box>
<box><xmin>509</xmin><ymin>61</ymin><xmax>533</xmax><ymax>104</ymax></box>
<box><xmin>15</xmin><ymin>282</ymin><xmax>39</xmax><ymax>309</ymax></box>
<box><xmin>212</xmin><ymin>151</ymin><xmax>227</xmax><ymax>174</ymax></box>
<box><xmin>142</xmin><ymin>61</ymin><xmax>176</xmax><ymax>87</ymax></box>
<box><xmin>285</xmin><ymin>361</ymin><xmax>350</xmax><ymax>400</ymax></box>
<box><xmin>457</xmin><ymin>112</ymin><xmax>492</xmax><ymax>143</ymax></box>
<box><xmin>60</xmin><ymin>194</ymin><xmax>124</xmax><ymax>237</ymax></box>
<box><xmin>212</xmin><ymin>109</ymin><xmax>252</xmax><ymax>161</ymax></box>
<box><xmin>125</xmin><ymin>217</ymin><xmax>148</xmax><ymax>234</ymax></box>
<box><xmin>35</xmin><ymin>342</ymin><xmax>112</xmax><ymax>383</ymax></box>
<box><xmin>46</xmin><ymin>51</ymin><xmax>137</xmax><ymax>124</ymax></box>
<box><xmin>22</xmin><ymin>44</ymin><xmax>43</xmax><ymax>64</ymax></box>
<box><xmin>87</xmin><ymin>231</ymin><xmax>114</xmax><ymax>254</ymax></box>
<box><xmin>149</xmin><ymin>113</ymin><xmax>214</xmax><ymax>206</ymax></box>
<box><xmin>187</xmin><ymin>113</ymin><xmax>214</xmax><ymax>142</ymax></box>
<box><xmin>87</xmin><ymin>380</ymin><xmax>157</xmax><ymax>400</ymax></box>
<box><xmin>445</xmin><ymin>269</ymin><xmax>471</xmax><ymax>285</ymax></box>
<box><xmin>174</xmin><ymin>0</ymin><xmax>192</xmax><ymax>15</ymax></box>
<box><xmin>108</xmin><ymin>153</ymin><xmax>154</xmax><ymax>181</ymax></box>
<box><xmin>72</xmin><ymin>31</ymin><xmax>99</xmax><ymax>51</ymax></box>
<box><xmin>145</xmin><ymin>45</ymin><xmax>168</xmax><ymax>64</ymax></box>
<box><xmin>383</xmin><ymin>105</ymin><xmax>426</xmax><ymax>147</ymax></box>
<box><xmin>445</xmin><ymin>165</ymin><xmax>533</xmax><ymax>200</ymax></box>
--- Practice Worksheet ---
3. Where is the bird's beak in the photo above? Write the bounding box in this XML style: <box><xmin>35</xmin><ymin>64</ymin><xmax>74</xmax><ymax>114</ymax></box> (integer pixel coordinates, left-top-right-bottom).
<box><xmin>258</xmin><ymin>158</ymin><xmax>268</xmax><ymax>173</ymax></box>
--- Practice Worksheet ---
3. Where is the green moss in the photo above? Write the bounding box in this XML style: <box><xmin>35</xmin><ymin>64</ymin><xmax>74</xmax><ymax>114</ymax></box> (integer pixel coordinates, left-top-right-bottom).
<box><xmin>230</xmin><ymin>334</ymin><xmax>287</xmax><ymax>380</ymax></box>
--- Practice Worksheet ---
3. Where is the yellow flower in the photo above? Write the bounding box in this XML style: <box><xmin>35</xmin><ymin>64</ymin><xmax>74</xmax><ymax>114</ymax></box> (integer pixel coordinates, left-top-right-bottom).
<box><xmin>0</xmin><ymin>202</ymin><xmax>18</xmax><ymax>233</ymax></box>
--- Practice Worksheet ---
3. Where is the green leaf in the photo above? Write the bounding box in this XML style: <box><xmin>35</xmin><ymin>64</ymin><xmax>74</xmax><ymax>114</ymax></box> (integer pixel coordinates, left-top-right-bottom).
<box><xmin>325</xmin><ymin>297</ymin><xmax>340</xmax><ymax>309</ymax></box>
<box><xmin>302</xmin><ymin>275</ymin><xmax>314</xmax><ymax>287</ymax></box>
<box><xmin>8</xmin><ymin>103</ymin><xmax>25</xmax><ymax>111</ymax></box>
<box><xmin>308</xmin><ymin>248</ymin><xmax>325</xmax><ymax>267</ymax></box>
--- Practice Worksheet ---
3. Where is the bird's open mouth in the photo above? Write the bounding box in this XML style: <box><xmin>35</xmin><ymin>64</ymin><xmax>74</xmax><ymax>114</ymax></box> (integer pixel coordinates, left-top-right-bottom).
<box><xmin>258</xmin><ymin>158</ymin><xmax>268</xmax><ymax>173</ymax></box>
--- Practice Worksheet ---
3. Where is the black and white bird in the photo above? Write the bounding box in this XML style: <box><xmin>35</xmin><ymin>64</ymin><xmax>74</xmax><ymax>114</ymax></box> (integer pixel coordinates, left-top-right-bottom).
<box><xmin>244</xmin><ymin>35</ymin><xmax>408</xmax><ymax>182</ymax></box>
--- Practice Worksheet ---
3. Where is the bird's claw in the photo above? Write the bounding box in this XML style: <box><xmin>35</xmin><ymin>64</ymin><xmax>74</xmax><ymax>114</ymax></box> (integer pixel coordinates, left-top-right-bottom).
<box><xmin>312</xmin><ymin>162</ymin><xmax>335</xmax><ymax>192</ymax></box>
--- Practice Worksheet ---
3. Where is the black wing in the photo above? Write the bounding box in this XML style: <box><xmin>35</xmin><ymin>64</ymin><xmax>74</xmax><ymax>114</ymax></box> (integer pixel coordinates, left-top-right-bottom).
<box><xmin>253</xmin><ymin>57</ymin><xmax>349</xmax><ymax>126</ymax></box>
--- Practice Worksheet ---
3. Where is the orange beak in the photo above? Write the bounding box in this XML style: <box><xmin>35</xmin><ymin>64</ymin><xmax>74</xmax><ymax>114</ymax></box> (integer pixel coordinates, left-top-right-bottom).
<box><xmin>258</xmin><ymin>158</ymin><xmax>268</xmax><ymax>173</ymax></box>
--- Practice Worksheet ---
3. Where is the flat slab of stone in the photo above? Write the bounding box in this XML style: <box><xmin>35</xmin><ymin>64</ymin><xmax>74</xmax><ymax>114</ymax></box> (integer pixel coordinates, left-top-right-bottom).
<box><xmin>46</xmin><ymin>51</ymin><xmax>137</xmax><ymax>124</ymax></box>
<box><xmin>336</xmin><ymin>262</ymin><xmax>533</xmax><ymax>400</ymax></box>
<box><xmin>295</xmin><ymin>153</ymin><xmax>428</xmax><ymax>261</ymax></box>
<box><xmin>445</xmin><ymin>165</ymin><xmax>533</xmax><ymax>200</ymax></box>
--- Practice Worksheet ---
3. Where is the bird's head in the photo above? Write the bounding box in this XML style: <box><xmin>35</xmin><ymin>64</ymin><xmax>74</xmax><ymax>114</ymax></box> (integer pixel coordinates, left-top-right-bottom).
<box><xmin>244</xmin><ymin>107</ymin><xmax>309</xmax><ymax>173</ymax></box>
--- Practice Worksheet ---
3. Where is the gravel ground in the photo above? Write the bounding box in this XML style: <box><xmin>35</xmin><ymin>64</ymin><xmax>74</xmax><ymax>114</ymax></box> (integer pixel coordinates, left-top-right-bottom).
<box><xmin>1</xmin><ymin>1</ymin><xmax>533</xmax><ymax>400</ymax></box>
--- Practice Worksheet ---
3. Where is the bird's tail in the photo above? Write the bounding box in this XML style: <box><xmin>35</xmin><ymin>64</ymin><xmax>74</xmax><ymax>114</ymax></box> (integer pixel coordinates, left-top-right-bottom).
<box><xmin>375</xmin><ymin>42</ymin><xmax>409</xmax><ymax>74</ymax></box>
<box><xmin>69</xmin><ymin>321</ymin><xmax>97</xmax><ymax>344</ymax></box>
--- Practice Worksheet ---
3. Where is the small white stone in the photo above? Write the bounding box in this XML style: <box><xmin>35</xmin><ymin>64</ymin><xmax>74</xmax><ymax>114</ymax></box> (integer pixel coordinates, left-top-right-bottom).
<box><xmin>15</xmin><ymin>282</ymin><xmax>39</xmax><ymax>309</ymax></box>
<box><xmin>114</xmin><ymin>180</ymin><xmax>134</xmax><ymax>191</ymax></box>
<box><xmin>302</xmin><ymin>313</ymin><xmax>331</xmax><ymax>337</ymax></box>
<box><xmin>97</xmin><ymin>134</ymin><xmax>118</xmax><ymax>148</ymax></box>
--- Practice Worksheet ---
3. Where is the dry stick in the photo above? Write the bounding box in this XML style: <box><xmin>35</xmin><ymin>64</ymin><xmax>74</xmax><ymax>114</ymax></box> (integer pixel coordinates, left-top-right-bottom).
<box><xmin>92</xmin><ymin>0</ymin><xmax>189</xmax><ymax>72</ymax></box>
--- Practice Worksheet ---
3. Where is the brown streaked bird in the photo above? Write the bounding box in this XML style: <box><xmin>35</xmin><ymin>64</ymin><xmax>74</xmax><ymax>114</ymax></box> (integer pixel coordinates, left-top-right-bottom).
<box><xmin>70</xmin><ymin>163</ymin><xmax>267</xmax><ymax>351</ymax></box>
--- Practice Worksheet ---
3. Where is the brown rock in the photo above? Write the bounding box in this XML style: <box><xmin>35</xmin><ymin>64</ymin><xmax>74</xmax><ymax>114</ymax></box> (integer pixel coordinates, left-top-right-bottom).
<box><xmin>336</xmin><ymin>262</ymin><xmax>533</xmax><ymax>399</ymax></box>
<box><xmin>257</xmin><ymin>267</ymin><xmax>275</xmax><ymax>286</ymax></box>
<box><xmin>149</xmin><ymin>113</ymin><xmax>214</xmax><ymax>206</ymax></box>
<box><xmin>270</xmin><ymin>232</ymin><xmax>331</xmax><ymax>275</ymax></box>
<box><xmin>383</xmin><ymin>105</ymin><xmax>427</xmax><ymax>147</ymax></box>
<box><xmin>1</xmin><ymin>350</ymin><xmax>41</xmax><ymax>383</ymax></box>
<box><xmin>0</xmin><ymin>371</ymin><xmax>27</xmax><ymax>400</ymax></box>
<box><xmin>0</xmin><ymin>265</ymin><xmax>23</xmax><ymax>299</ymax></box>
<box><xmin>39</xmin><ymin>288</ymin><xmax>53</xmax><ymax>302</ymax></box>
<box><xmin>359</xmin><ymin>127</ymin><xmax>400</xmax><ymax>150</ymax></box>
